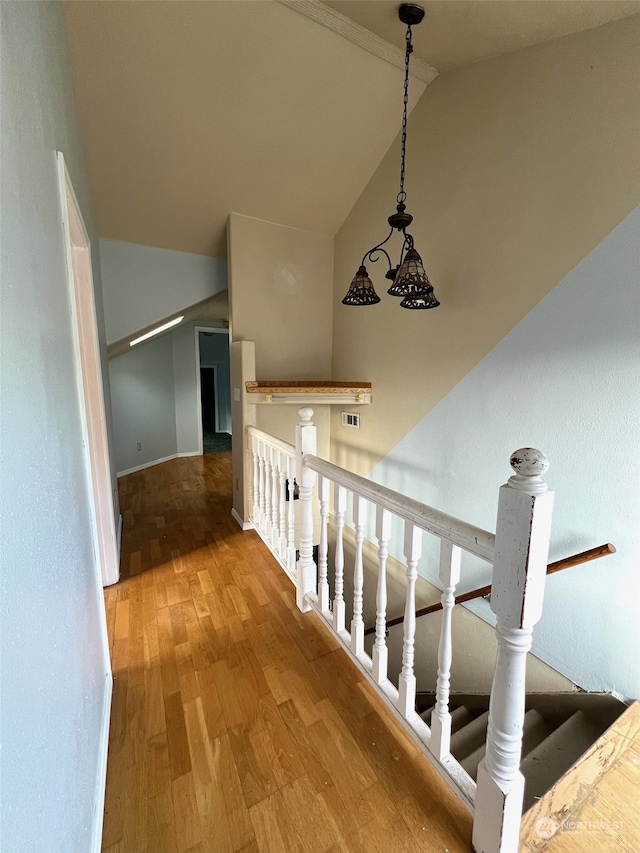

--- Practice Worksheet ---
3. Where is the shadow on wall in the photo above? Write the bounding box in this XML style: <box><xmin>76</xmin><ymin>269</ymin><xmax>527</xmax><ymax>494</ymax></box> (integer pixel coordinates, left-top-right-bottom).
<box><xmin>324</xmin><ymin>523</ymin><xmax>574</xmax><ymax>696</ymax></box>
<box><xmin>332</xmin><ymin>435</ymin><xmax>437</xmax><ymax>501</ymax></box>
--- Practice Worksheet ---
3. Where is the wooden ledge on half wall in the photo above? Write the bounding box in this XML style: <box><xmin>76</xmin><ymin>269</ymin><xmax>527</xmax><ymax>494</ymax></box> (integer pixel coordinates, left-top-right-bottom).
<box><xmin>245</xmin><ymin>380</ymin><xmax>372</xmax><ymax>405</ymax></box>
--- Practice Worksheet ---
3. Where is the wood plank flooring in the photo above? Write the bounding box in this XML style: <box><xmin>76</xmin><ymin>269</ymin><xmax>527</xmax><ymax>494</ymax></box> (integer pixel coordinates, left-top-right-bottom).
<box><xmin>520</xmin><ymin>701</ymin><xmax>640</xmax><ymax>853</ymax></box>
<box><xmin>102</xmin><ymin>452</ymin><xmax>473</xmax><ymax>852</ymax></box>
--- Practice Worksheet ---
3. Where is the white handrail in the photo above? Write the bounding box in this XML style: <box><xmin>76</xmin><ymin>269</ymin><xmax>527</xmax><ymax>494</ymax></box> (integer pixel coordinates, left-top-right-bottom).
<box><xmin>245</xmin><ymin>409</ymin><xmax>556</xmax><ymax>853</ymax></box>
<box><xmin>304</xmin><ymin>453</ymin><xmax>495</xmax><ymax>563</ymax></box>
<box><xmin>247</xmin><ymin>425</ymin><xmax>295</xmax><ymax>458</ymax></box>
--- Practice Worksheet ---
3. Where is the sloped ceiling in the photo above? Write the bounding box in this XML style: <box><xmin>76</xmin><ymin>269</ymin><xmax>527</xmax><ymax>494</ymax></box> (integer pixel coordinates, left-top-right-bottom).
<box><xmin>65</xmin><ymin>1</ymin><xmax>640</xmax><ymax>261</ymax></box>
<box><xmin>324</xmin><ymin>1</ymin><xmax>640</xmax><ymax>71</ymax></box>
<box><xmin>106</xmin><ymin>291</ymin><xmax>229</xmax><ymax>360</ymax></box>
<box><xmin>64</xmin><ymin>0</ymin><xmax>426</xmax><ymax>259</ymax></box>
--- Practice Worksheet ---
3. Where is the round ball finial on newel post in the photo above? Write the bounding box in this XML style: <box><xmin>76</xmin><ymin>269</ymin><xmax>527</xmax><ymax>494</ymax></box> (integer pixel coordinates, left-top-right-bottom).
<box><xmin>508</xmin><ymin>447</ymin><xmax>550</xmax><ymax>495</ymax></box>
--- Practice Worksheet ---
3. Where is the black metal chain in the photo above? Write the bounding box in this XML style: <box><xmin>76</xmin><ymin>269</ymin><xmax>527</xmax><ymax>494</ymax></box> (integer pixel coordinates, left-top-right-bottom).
<box><xmin>397</xmin><ymin>23</ymin><xmax>413</xmax><ymax>206</ymax></box>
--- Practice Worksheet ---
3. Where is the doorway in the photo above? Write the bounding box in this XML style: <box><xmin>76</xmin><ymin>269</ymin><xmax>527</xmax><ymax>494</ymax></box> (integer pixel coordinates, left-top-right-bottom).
<box><xmin>57</xmin><ymin>152</ymin><xmax>119</xmax><ymax>588</ymax></box>
<box><xmin>195</xmin><ymin>328</ymin><xmax>232</xmax><ymax>454</ymax></box>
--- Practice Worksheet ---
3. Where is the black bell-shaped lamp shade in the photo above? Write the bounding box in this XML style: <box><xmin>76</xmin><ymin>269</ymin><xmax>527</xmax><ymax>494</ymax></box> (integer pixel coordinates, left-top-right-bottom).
<box><xmin>342</xmin><ymin>266</ymin><xmax>381</xmax><ymax>306</ymax></box>
<box><xmin>400</xmin><ymin>286</ymin><xmax>440</xmax><ymax>310</ymax></box>
<box><xmin>387</xmin><ymin>247</ymin><xmax>434</xmax><ymax>297</ymax></box>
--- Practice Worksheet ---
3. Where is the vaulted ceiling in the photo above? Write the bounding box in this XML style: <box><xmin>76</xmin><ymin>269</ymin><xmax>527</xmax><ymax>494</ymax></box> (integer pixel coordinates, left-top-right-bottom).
<box><xmin>65</xmin><ymin>0</ymin><xmax>640</xmax><ymax>260</ymax></box>
<box><xmin>324</xmin><ymin>1</ymin><xmax>640</xmax><ymax>71</ymax></box>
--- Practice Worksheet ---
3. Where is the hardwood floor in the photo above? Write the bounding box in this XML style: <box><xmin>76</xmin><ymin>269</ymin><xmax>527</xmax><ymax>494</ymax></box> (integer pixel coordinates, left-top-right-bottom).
<box><xmin>520</xmin><ymin>701</ymin><xmax>640</xmax><ymax>853</ymax></box>
<box><xmin>102</xmin><ymin>452</ymin><xmax>473</xmax><ymax>853</ymax></box>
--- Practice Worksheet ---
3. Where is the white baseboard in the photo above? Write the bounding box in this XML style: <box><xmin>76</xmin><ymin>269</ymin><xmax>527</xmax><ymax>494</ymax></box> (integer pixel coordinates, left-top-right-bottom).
<box><xmin>117</xmin><ymin>449</ymin><xmax>212</xmax><ymax>476</ymax></box>
<box><xmin>231</xmin><ymin>507</ymin><xmax>253</xmax><ymax>531</ymax></box>
<box><xmin>91</xmin><ymin>671</ymin><xmax>113</xmax><ymax>853</ymax></box>
<box><xmin>117</xmin><ymin>453</ymin><xmax>179</xmax><ymax>477</ymax></box>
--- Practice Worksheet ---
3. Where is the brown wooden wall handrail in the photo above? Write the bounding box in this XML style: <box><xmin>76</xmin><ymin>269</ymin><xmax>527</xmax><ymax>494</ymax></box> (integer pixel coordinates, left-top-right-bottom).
<box><xmin>363</xmin><ymin>543</ymin><xmax>616</xmax><ymax>637</ymax></box>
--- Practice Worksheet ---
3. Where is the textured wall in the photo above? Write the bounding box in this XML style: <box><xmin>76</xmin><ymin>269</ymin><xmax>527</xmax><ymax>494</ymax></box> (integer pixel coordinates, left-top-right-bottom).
<box><xmin>100</xmin><ymin>239</ymin><xmax>227</xmax><ymax>343</ymax></box>
<box><xmin>108</xmin><ymin>322</ymin><xmax>228</xmax><ymax>472</ymax></box>
<box><xmin>108</xmin><ymin>334</ymin><xmax>178</xmax><ymax>473</ymax></box>
<box><xmin>0</xmin><ymin>3</ymin><xmax>112</xmax><ymax>850</ymax></box>
<box><xmin>228</xmin><ymin>213</ymin><xmax>334</xmax><ymax>382</ymax></box>
<box><xmin>331</xmin><ymin>15</ymin><xmax>640</xmax><ymax>477</ymax></box>
<box><xmin>330</xmin><ymin>15</ymin><xmax>640</xmax><ymax>698</ymax></box>
<box><xmin>367</xmin><ymin>206</ymin><xmax>640</xmax><ymax>700</ymax></box>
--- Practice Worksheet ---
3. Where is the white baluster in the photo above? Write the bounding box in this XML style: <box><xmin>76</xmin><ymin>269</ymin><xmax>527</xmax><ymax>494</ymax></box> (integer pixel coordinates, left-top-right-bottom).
<box><xmin>258</xmin><ymin>442</ymin><xmax>266</xmax><ymax>533</ymax></box>
<box><xmin>350</xmin><ymin>495</ymin><xmax>367</xmax><ymax>656</ymax></box>
<box><xmin>473</xmin><ymin>449</ymin><xmax>554</xmax><ymax>853</ymax></box>
<box><xmin>278</xmin><ymin>453</ymin><xmax>287</xmax><ymax>558</ymax></box>
<box><xmin>264</xmin><ymin>453</ymin><xmax>272</xmax><ymax>542</ymax></box>
<box><xmin>295</xmin><ymin>407</ymin><xmax>317</xmax><ymax>613</ymax></box>
<box><xmin>287</xmin><ymin>457</ymin><xmax>296</xmax><ymax>577</ymax></box>
<box><xmin>317</xmin><ymin>475</ymin><xmax>330</xmax><ymax>613</ymax></box>
<box><xmin>270</xmin><ymin>445</ymin><xmax>279</xmax><ymax>544</ymax></box>
<box><xmin>430</xmin><ymin>539</ymin><xmax>462</xmax><ymax>760</ymax></box>
<box><xmin>332</xmin><ymin>484</ymin><xmax>347</xmax><ymax>633</ymax></box>
<box><xmin>251</xmin><ymin>436</ymin><xmax>260</xmax><ymax>523</ymax></box>
<box><xmin>398</xmin><ymin>521</ymin><xmax>421</xmax><ymax>718</ymax></box>
<box><xmin>372</xmin><ymin>507</ymin><xmax>391</xmax><ymax>684</ymax></box>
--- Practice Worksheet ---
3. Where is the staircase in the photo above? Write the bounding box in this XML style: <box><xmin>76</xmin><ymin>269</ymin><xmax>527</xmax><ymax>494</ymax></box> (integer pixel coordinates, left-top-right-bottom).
<box><xmin>417</xmin><ymin>691</ymin><xmax>627</xmax><ymax>811</ymax></box>
<box><xmin>246</xmin><ymin>410</ymin><xmax>633</xmax><ymax>852</ymax></box>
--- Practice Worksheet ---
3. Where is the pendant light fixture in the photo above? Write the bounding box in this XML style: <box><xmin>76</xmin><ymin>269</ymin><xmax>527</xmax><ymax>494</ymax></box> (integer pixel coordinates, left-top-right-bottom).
<box><xmin>342</xmin><ymin>4</ymin><xmax>439</xmax><ymax>311</ymax></box>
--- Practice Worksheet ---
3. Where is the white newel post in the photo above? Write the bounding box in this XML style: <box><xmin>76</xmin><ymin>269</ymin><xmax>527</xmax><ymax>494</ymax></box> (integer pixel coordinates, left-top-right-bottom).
<box><xmin>473</xmin><ymin>449</ymin><xmax>554</xmax><ymax>853</ymax></box>
<box><xmin>430</xmin><ymin>539</ymin><xmax>462</xmax><ymax>760</ymax></box>
<box><xmin>295</xmin><ymin>407</ymin><xmax>317</xmax><ymax>613</ymax></box>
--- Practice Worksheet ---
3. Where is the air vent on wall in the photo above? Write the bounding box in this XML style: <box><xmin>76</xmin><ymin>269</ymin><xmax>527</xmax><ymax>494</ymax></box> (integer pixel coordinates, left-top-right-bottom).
<box><xmin>341</xmin><ymin>411</ymin><xmax>360</xmax><ymax>429</ymax></box>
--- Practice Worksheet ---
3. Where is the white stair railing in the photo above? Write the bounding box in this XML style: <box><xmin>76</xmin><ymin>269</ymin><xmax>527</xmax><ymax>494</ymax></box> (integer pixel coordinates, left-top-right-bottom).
<box><xmin>248</xmin><ymin>426</ymin><xmax>297</xmax><ymax>579</ymax></box>
<box><xmin>246</xmin><ymin>409</ymin><xmax>554</xmax><ymax>853</ymax></box>
<box><xmin>473</xmin><ymin>450</ymin><xmax>554</xmax><ymax>853</ymax></box>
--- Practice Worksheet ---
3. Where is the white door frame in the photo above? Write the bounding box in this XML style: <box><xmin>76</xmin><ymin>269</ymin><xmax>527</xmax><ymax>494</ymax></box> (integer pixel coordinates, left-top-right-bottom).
<box><xmin>57</xmin><ymin>152</ymin><xmax>119</xmax><ymax>588</ymax></box>
<box><xmin>194</xmin><ymin>326</ymin><xmax>229</xmax><ymax>455</ymax></box>
<box><xmin>202</xmin><ymin>365</ymin><xmax>221</xmax><ymax>433</ymax></box>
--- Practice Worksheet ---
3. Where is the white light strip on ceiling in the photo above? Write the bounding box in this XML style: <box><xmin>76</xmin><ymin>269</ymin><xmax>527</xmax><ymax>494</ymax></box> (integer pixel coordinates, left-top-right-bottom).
<box><xmin>129</xmin><ymin>315</ymin><xmax>184</xmax><ymax>347</ymax></box>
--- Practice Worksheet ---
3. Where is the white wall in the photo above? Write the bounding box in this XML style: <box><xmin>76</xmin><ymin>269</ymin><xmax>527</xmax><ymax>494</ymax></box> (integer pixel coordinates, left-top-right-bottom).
<box><xmin>172</xmin><ymin>322</ymin><xmax>199</xmax><ymax>456</ymax></box>
<box><xmin>367</xmin><ymin>206</ymin><xmax>640</xmax><ymax>701</ymax></box>
<box><xmin>108</xmin><ymin>334</ymin><xmax>178</xmax><ymax>473</ymax></box>
<box><xmin>0</xmin><ymin>3</ymin><xmax>112</xmax><ymax>850</ymax></box>
<box><xmin>109</xmin><ymin>322</ymin><xmax>227</xmax><ymax>472</ymax></box>
<box><xmin>100</xmin><ymin>239</ymin><xmax>227</xmax><ymax>343</ymax></box>
<box><xmin>227</xmin><ymin>213</ymin><xmax>335</xmax><ymax>521</ymax></box>
<box><xmin>173</xmin><ymin>323</ymin><xmax>229</xmax><ymax>454</ymax></box>
<box><xmin>331</xmin><ymin>15</ymin><xmax>640</xmax><ymax>479</ymax></box>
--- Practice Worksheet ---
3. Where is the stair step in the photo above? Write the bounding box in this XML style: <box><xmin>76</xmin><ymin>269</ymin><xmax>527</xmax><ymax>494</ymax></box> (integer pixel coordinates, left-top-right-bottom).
<box><xmin>450</xmin><ymin>711</ymin><xmax>489</xmax><ymax>760</ymax></box>
<box><xmin>521</xmin><ymin>710</ymin><xmax>602</xmax><ymax>811</ymax></box>
<box><xmin>521</xmin><ymin>708</ymin><xmax>552</xmax><ymax>759</ymax></box>
<box><xmin>419</xmin><ymin>705</ymin><xmax>435</xmax><ymax>726</ymax></box>
<box><xmin>419</xmin><ymin>704</ymin><xmax>473</xmax><ymax>733</ymax></box>
<box><xmin>459</xmin><ymin>708</ymin><xmax>550</xmax><ymax>781</ymax></box>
